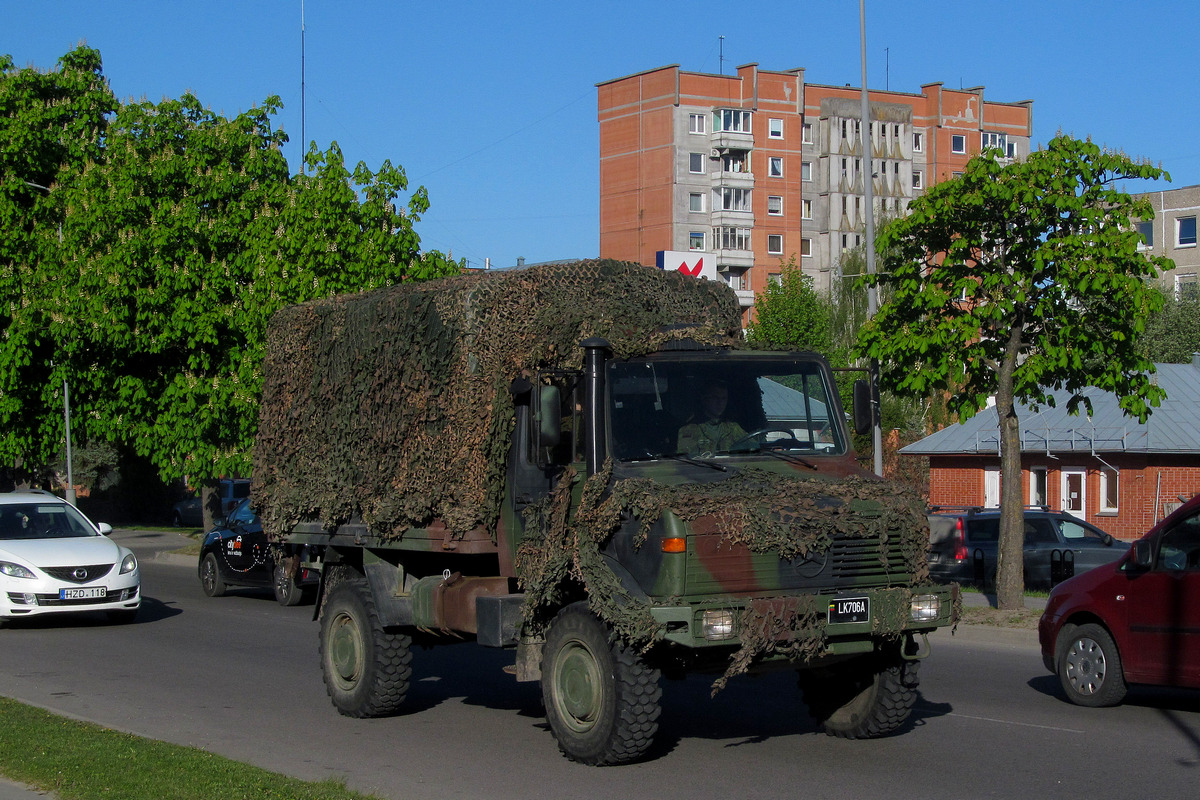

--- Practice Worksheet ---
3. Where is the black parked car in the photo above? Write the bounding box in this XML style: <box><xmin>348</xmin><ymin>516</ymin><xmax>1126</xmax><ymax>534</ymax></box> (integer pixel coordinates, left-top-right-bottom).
<box><xmin>927</xmin><ymin>506</ymin><xmax>1127</xmax><ymax>588</ymax></box>
<box><xmin>197</xmin><ymin>498</ymin><xmax>316</xmax><ymax>605</ymax></box>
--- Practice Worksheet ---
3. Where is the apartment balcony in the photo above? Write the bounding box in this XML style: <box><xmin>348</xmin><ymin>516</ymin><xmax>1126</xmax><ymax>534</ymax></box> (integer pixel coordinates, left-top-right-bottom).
<box><xmin>711</xmin><ymin>210</ymin><xmax>754</xmax><ymax>228</ymax></box>
<box><xmin>715</xmin><ymin>249</ymin><xmax>755</xmax><ymax>270</ymax></box>
<box><xmin>711</xmin><ymin>131</ymin><xmax>753</xmax><ymax>152</ymax></box>
<box><xmin>713</xmin><ymin>169</ymin><xmax>755</xmax><ymax>190</ymax></box>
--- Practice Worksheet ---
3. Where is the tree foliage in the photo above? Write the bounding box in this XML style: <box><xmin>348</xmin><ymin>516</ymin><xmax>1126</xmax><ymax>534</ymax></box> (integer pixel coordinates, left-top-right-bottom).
<box><xmin>0</xmin><ymin>46</ymin><xmax>461</xmax><ymax>487</ymax></box>
<box><xmin>857</xmin><ymin>135</ymin><xmax>1170</xmax><ymax>608</ymax></box>
<box><xmin>1140</xmin><ymin>286</ymin><xmax>1200</xmax><ymax>363</ymax></box>
<box><xmin>0</xmin><ymin>47</ymin><xmax>116</xmax><ymax>476</ymax></box>
<box><xmin>746</xmin><ymin>258</ymin><xmax>832</xmax><ymax>353</ymax></box>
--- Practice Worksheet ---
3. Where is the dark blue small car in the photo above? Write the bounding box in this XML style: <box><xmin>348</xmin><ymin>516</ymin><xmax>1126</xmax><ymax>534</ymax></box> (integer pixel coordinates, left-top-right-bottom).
<box><xmin>197</xmin><ymin>498</ymin><xmax>316</xmax><ymax>605</ymax></box>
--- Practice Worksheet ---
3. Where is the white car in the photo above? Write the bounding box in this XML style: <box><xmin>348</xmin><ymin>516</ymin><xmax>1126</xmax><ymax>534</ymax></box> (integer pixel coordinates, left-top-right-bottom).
<box><xmin>0</xmin><ymin>491</ymin><xmax>140</xmax><ymax>625</ymax></box>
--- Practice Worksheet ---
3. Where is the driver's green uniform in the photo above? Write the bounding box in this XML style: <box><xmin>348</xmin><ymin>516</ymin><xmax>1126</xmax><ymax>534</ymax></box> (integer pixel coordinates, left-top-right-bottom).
<box><xmin>677</xmin><ymin>419</ymin><xmax>747</xmax><ymax>455</ymax></box>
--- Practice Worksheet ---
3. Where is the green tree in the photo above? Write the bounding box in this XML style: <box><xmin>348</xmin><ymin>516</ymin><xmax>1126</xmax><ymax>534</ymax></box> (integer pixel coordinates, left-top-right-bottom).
<box><xmin>2</xmin><ymin>47</ymin><xmax>460</xmax><ymax>515</ymax></box>
<box><xmin>857</xmin><ymin>135</ymin><xmax>1170</xmax><ymax>609</ymax></box>
<box><xmin>746</xmin><ymin>258</ymin><xmax>832</xmax><ymax>352</ymax></box>
<box><xmin>0</xmin><ymin>47</ymin><xmax>116</xmax><ymax>480</ymax></box>
<box><xmin>1140</xmin><ymin>285</ymin><xmax>1200</xmax><ymax>363</ymax></box>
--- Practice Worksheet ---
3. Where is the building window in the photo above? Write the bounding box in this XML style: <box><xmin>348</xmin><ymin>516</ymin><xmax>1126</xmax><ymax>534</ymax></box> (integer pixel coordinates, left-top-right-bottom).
<box><xmin>689</xmin><ymin>231</ymin><xmax>705</xmax><ymax>250</ymax></box>
<box><xmin>768</xmin><ymin>273</ymin><xmax>782</xmax><ymax>286</ymax></box>
<box><xmin>912</xmin><ymin>169</ymin><xmax>923</xmax><ymax>190</ymax></box>
<box><xmin>800</xmin><ymin>237</ymin><xmax>812</xmax><ymax>257</ymax></box>
<box><xmin>913</xmin><ymin>131</ymin><xmax>923</xmax><ymax>152</ymax></box>
<box><xmin>801</xmin><ymin>161</ymin><xmax>812</xmax><ymax>182</ymax></box>
<box><xmin>951</xmin><ymin>134</ymin><xmax>966</xmax><ymax>154</ymax></box>
<box><xmin>1178</xmin><ymin>272</ymin><xmax>1199</xmax><ymax>300</ymax></box>
<box><xmin>1137</xmin><ymin>220</ymin><xmax>1153</xmax><ymax>248</ymax></box>
<box><xmin>724</xmin><ymin>270</ymin><xmax>746</xmax><ymax>291</ymax></box>
<box><xmin>716</xmin><ymin>187</ymin><xmax>751</xmax><ymax>212</ymax></box>
<box><xmin>713</xmin><ymin>108</ymin><xmax>752</xmax><ymax>133</ymax></box>
<box><xmin>802</xmin><ymin>123</ymin><xmax>813</xmax><ymax>144</ymax></box>
<box><xmin>767</xmin><ymin>195</ymin><xmax>783</xmax><ymax>215</ymax></box>
<box><xmin>767</xmin><ymin>234</ymin><xmax>783</xmax><ymax>255</ymax></box>
<box><xmin>982</xmin><ymin>131</ymin><xmax>1008</xmax><ymax>154</ymax></box>
<box><xmin>720</xmin><ymin>151</ymin><xmax>749</xmax><ymax>174</ymax></box>
<box><xmin>1030</xmin><ymin>467</ymin><xmax>1048</xmax><ymax>507</ymax></box>
<box><xmin>1099</xmin><ymin>468</ymin><xmax>1119</xmax><ymax>513</ymax></box>
<box><xmin>689</xmin><ymin>152</ymin><xmax>705</xmax><ymax>174</ymax></box>
<box><xmin>714</xmin><ymin>226</ymin><xmax>752</xmax><ymax>250</ymax></box>
<box><xmin>689</xmin><ymin>113</ymin><xmax>706</xmax><ymax>134</ymax></box>
<box><xmin>769</xmin><ymin>157</ymin><xmax>784</xmax><ymax>177</ymax></box>
<box><xmin>689</xmin><ymin>192</ymin><xmax>705</xmax><ymax>213</ymax></box>
<box><xmin>801</xmin><ymin>199</ymin><xmax>812</xmax><ymax>219</ymax></box>
<box><xmin>1177</xmin><ymin>216</ymin><xmax>1197</xmax><ymax>247</ymax></box>
<box><xmin>768</xmin><ymin>118</ymin><xmax>784</xmax><ymax>139</ymax></box>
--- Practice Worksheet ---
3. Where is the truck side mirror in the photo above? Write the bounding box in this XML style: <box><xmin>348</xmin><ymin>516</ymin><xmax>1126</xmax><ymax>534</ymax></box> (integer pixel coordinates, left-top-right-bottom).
<box><xmin>535</xmin><ymin>385</ymin><xmax>562</xmax><ymax>450</ymax></box>
<box><xmin>852</xmin><ymin>379</ymin><xmax>873</xmax><ymax>435</ymax></box>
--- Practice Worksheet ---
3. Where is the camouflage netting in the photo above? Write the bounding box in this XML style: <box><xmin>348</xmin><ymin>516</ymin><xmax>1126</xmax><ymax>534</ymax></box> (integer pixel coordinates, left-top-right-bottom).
<box><xmin>517</xmin><ymin>461</ymin><xmax>936</xmax><ymax>692</ymax></box>
<box><xmin>253</xmin><ymin>259</ymin><xmax>742</xmax><ymax>541</ymax></box>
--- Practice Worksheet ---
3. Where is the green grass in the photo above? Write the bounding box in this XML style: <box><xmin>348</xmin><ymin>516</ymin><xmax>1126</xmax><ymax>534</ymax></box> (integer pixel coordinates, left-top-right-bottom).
<box><xmin>0</xmin><ymin>697</ymin><xmax>383</xmax><ymax>800</ymax></box>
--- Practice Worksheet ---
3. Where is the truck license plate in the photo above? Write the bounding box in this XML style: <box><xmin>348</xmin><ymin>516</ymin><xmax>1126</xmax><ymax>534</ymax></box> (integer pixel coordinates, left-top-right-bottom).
<box><xmin>60</xmin><ymin>587</ymin><xmax>106</xmax><ymax>600</ymax></box>
<box><xmin>828</xmin><ymin>596</ymin><xmax>870</xmax><ymax>624</ymax></box>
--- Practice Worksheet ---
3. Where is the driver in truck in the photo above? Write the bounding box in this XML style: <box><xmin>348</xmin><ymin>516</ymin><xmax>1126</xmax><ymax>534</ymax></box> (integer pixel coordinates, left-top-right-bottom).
<box><xmin>676</xmin><ymin>381</ymin><xmax>746</xmax><ymax>455</ymax></box>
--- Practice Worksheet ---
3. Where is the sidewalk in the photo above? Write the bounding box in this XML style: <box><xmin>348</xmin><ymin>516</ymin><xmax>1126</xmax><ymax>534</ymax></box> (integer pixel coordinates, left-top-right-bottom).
<box><xmin>0</xmin><ymin>777</ymin><xmax>52</xmax><ymax>800</ymax></box>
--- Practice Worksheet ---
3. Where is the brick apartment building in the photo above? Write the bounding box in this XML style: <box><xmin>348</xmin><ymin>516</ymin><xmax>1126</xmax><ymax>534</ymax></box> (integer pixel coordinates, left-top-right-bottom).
<box><xmin>900</xmin><ymin>358</ymin><xmax>1200</xmax><ymax>540</ymax></box>
<box><xmin>1134</xmin><ymin>184</ymin><xmax>1200</xmax><ymax>299</ymax></box>
<box><xmin>597</xmin><ymin>63</ymin><xmax>1033</xmax><ymax>315</ymax></box>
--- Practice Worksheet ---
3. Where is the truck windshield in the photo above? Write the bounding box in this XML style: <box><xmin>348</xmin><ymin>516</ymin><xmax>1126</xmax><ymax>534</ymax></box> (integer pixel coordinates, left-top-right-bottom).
<box><xmin>607</xmin><ymin>357</ymin><xmax>846</xmax><ymax>460</ymax></box>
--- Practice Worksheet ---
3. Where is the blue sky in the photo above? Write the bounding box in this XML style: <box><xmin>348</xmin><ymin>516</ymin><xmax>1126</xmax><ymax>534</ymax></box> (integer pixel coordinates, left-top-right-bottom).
<box><xmin>5</xmin><ymin>1</ymin><xmax>1197</xmax><ymax>271</ymax></box>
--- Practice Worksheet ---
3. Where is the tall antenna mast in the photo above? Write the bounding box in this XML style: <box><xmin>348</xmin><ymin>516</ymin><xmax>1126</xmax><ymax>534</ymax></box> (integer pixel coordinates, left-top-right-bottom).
<box><xmin>300</xmin><ymin>0</ymin><xmax>306</xmax><ymax>175</ymax></box>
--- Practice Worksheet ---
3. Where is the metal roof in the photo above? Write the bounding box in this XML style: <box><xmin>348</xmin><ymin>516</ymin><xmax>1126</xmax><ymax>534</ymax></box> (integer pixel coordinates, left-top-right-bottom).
<box><xmin>901</xmin><ymin>358</ymin><xmax>1200</xmax><ymax>456</ymax></box>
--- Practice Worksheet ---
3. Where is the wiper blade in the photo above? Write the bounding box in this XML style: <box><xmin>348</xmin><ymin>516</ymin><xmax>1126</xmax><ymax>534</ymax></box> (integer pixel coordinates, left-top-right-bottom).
<box><xmin>659</xmin><ymin>452</ymin><xmax>729</xmax><ymax>472</ymax></box>
<box><xmin>753</xmin><ymin>448</ymin><xmax>817</xmax><ymax>470</ymax></box>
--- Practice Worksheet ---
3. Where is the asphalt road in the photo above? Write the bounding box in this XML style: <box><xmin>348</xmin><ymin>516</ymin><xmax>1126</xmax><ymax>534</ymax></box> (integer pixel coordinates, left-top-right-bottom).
<box><xmin>3</xmin><ymin>529</ymin><xmax>1200</xmax><ymax>800</ymax></box>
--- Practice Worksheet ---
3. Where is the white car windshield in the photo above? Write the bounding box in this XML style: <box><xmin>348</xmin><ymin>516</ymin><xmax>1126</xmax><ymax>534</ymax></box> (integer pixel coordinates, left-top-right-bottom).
<box><xmin>0</xmin><ymin>503</ymin><xmax>99</xmax><ymax>539</ymax></box>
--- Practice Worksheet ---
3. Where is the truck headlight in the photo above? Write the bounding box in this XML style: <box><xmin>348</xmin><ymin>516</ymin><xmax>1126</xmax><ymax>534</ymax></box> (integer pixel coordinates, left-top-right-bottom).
<box><xmin>910</xmin><ymin>594</ymin><xmax>941</xmax><ymax>622</ymax></box>
<box><xmin>701</xmin><ymin>609</ymin><xmax>736</xmax><ymax>641</ymax></box>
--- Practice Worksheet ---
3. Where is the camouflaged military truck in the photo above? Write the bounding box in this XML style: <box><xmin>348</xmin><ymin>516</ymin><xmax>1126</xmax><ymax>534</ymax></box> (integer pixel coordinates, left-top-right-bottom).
<box><xmin>253</xmin><ymin>259</ymin><xmax>957</xmax><ymax>765</ymax></box>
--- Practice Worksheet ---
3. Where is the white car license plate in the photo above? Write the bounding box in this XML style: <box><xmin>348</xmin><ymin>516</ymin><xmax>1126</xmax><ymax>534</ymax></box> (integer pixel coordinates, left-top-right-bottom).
<box><xmin>828</xmin><ymin>596</ymin><xmax>870</xmax><ymax>624</ymax></box>
<box><xmin>60</xmin><ymin>587</ymin><xmax>106</xmax><ymax>600</ymax></box>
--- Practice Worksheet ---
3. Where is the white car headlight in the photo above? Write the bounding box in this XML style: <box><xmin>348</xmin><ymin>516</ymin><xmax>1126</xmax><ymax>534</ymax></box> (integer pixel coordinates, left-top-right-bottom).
<box><xmin>0</xmin><ymin>561</ymin><xmax>36</xmax><ymax>579</ymax></box>
<box><xmin>119</xmin><ymin>553</ymin><xmax>138</xmax><ymax>575</ymax></box>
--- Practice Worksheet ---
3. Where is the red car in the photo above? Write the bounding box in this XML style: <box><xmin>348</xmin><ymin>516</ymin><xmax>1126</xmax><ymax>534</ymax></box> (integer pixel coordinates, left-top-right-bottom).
<box><xmin>1039</xmin><ymin>494</ymin><xmax>1200</xmax><ymax>706</ymax></box>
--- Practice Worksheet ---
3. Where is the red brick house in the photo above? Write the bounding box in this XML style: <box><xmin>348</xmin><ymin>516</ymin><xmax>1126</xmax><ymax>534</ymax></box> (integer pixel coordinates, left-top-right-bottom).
<box><xmin>901</xmin><ymin>357</ymin><xmax>1200</xmax><ymax>540</ymax></box>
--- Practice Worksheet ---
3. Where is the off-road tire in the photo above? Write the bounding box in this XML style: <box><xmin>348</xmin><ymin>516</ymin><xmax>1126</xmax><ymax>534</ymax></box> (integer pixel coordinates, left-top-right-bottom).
<box><xmin>802</xmin><ymin>653</ymin><xmax>919</xmax><ymax>739</ymax></box>
<box><xmin>273</xmin><ymin>560</ymin><xmax>304</xmax><ymax>606</ymax></box>
<box><xmin>1057</xmin><ymin>623</ymin><xmax>1126</xmax><ymax>707</ymax></box>
<box><xmin>541</xmin><ymin>603</ymin><xmax>662</xmax><ymax>765</ymax></box>
<box><xmin>199</xmin><ymin>553</ymin><xmax>226</xmax><ymax>598</ymax></box>
<box><xmin>319</xmin><ymin>574</ymin><xmax>412</xmax><ymax>717</ymax></box>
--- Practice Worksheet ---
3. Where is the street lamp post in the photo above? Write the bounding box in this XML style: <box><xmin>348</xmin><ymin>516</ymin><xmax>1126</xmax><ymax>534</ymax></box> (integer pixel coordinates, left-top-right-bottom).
<box><xmin>858</xmin><ymin>0</ymin><xmax>884</xmax><ymax>477</ymax></box>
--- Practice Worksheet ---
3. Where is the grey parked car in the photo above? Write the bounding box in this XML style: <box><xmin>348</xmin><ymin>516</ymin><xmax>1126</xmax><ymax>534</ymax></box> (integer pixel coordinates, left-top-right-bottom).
<box><xmin>927</xmin><ymin>506</ymin><xmax>1127</xmax><ymax>588</ymax></box>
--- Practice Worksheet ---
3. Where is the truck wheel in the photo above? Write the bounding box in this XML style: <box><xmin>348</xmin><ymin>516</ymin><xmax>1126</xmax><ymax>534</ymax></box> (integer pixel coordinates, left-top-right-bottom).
<box><xmin>541</xmin><ymin>603</ymin><xmax>662</xmax><ymax>765</ymax></box>
<box><xmin>273</xmin><ymin>561</ymin><xmax>304</xmax><ymax>606</ymax></box>
<box><xmin>199</xmin><ymin>553</ymin><xmax>226</xmax><ymax>597</ymax></box>
<box><xmin>319</xmin><ymin>575</ymin><xmax>412</xmax><ymax>717</ymax></box>
<box><xmin>802</xmin><ymin>653</ymin><xmax>919</xmax><ymax>739</ymax></box>
<box><xmin>1057</xmin><ymin>623</ymin><xmax>1126</xmax><ymax>707</ymax></box>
